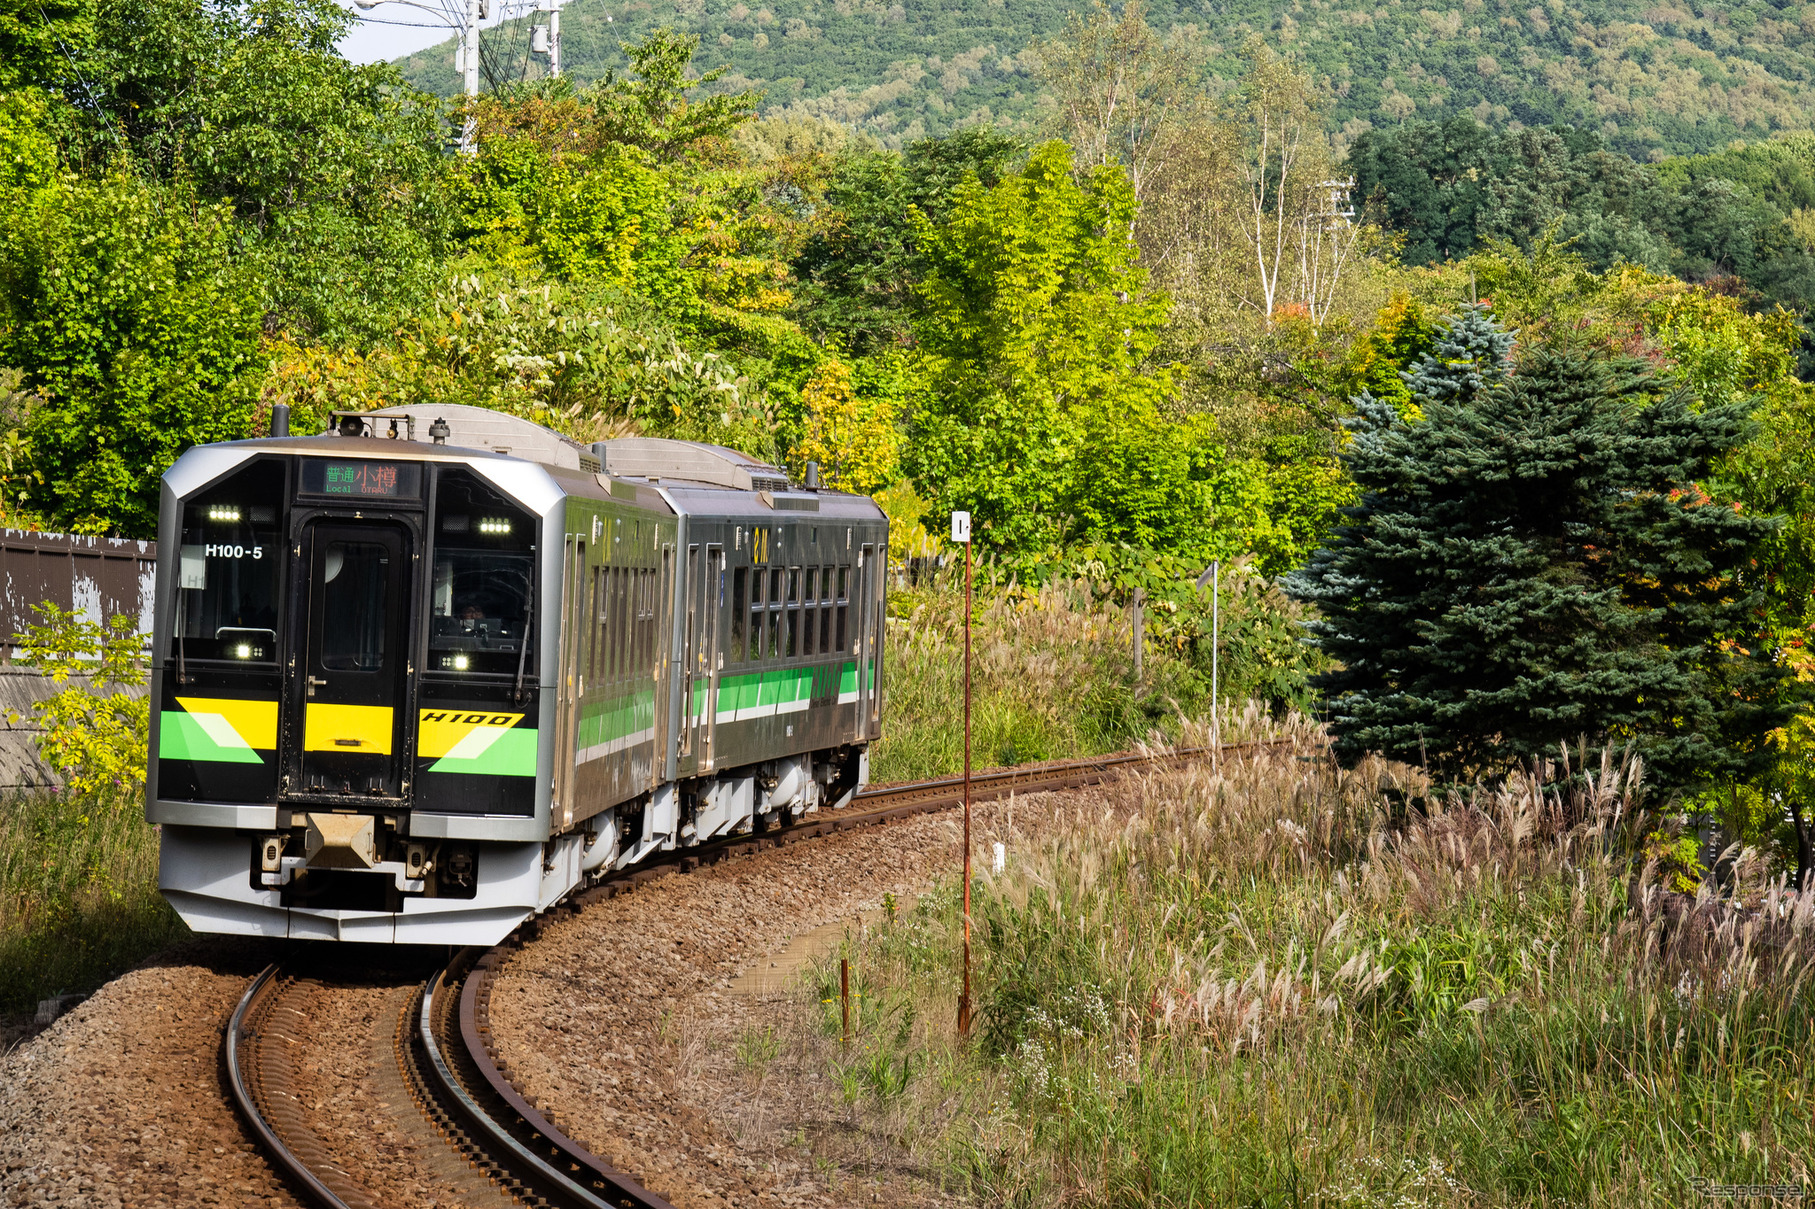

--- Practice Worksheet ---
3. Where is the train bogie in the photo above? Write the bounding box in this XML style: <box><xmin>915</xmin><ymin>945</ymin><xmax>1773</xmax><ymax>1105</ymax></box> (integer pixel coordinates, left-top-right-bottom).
<box><xmin>147</xmin><ymin>408</ymin><xmax>887</xmax><ymax>944</ymax></box>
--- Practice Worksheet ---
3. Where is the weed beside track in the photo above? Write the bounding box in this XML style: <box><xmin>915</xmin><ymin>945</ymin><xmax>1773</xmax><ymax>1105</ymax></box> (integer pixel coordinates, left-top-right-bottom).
<box><xmin>0</xmin><ymin>790</ymin><xmax>184</xmax><ymax>1018</ymax></box>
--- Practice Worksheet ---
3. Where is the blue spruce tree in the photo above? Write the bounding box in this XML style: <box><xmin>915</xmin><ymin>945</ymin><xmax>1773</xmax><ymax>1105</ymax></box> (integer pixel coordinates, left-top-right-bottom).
<box><xmin>1289</xmin><ymin>307</ymin><xmax>1783</xmax><ymax>789</ymax></box>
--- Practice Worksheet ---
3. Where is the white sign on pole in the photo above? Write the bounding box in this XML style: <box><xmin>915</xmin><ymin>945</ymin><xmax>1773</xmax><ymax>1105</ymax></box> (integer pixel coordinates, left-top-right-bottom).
<box><xmin>951</xmin><ymin>511</ymin><xmax>971</xmax><ymax>544</ymax></box>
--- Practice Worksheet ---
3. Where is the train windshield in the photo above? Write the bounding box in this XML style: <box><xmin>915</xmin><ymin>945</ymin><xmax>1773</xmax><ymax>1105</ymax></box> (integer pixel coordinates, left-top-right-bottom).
<box><xmin>175</xmin><ymin>460</ymin><xmax>284</xmax><ymax>663</ymax></box>
<box><xmin>430</xmin><ymin>468</ymin><xmax>536</xmax><ymax>676</ymax></box>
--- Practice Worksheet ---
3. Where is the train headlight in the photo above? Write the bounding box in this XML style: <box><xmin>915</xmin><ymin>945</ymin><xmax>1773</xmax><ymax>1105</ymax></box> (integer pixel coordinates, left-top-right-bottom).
<box><xmin>208</xmin><ymin>506</ymin><xmax>241</xmax><ymax>522</ymax></box>
<box><xmin>234</xmin><ymin>643</ymin><xmax>253</xmax><ymax>659</ymax></box>
<box><xmin>441</xmin><ymin>654</ymin><xmax>471</xmax><ymax>671</ymax></box>
<box><xmin>477</xmin><ymin>518</ymin><xmax>511</xmax><ymax>535</ymax></box>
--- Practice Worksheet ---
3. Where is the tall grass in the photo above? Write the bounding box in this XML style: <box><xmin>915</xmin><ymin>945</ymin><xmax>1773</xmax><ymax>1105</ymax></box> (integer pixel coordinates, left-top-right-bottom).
<box><xmin>872</xmin><ymin>572</ymin><xmax>1300</xmax><ymax>782</ymax></box>
<box><xmin>0</xmin><ymin>791</ymin><xmax>185</xmax><ymax>1016</ymax></box>
<box><xmin>818</xmin><ymin>715</ymin><xmax>1815</xmax><ymax>1205</ymax></box>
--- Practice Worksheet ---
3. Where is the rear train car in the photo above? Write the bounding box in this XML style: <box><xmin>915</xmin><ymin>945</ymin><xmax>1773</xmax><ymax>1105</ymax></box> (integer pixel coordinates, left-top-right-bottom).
<box><xmin>148</xmin><ymin>406</ymin><xmax>887</xmax><ymax>943</ymax></box>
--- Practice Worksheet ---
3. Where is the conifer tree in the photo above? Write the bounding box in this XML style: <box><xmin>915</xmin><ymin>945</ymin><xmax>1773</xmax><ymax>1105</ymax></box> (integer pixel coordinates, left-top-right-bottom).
<box><xmin>1290</xmin><ymin>308</ymin><xmax>1783</xmax><ymax>790</ymax></box>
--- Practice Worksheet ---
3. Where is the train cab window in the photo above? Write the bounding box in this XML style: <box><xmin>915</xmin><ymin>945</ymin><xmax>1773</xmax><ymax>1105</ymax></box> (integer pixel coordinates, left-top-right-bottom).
<box><xmin>429</xmin><ymin>469</ymin><xmax>536</xmax><ymax>676</ymax></box>
<box><xmin>731</xmin><ymin>569</ymin><xmax>748</xmax><ymax>663</ymax></box>
<box><xmin>175</xmin><ymin>459</ymin><xmax>284</xmax><ymax>663</ymax></box>
<box><xmin>319</xmin><ymin>542</ymin><xmax>390</xmax><ymax>670</ymax></box>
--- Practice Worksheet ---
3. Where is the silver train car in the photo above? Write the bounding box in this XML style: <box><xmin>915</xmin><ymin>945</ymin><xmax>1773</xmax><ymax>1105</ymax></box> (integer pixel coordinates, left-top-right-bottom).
<box><xmin>148</xmin><ymin>405</ymin><xmax>887</xmax><ymax>943</ymax></box>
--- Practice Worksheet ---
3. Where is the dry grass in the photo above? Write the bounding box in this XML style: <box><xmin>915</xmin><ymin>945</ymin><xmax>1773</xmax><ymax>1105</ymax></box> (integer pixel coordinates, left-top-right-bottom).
<box><xmin>783</xmin><ymin>716</ymin><xmax>1815</xmax><ymax>1206</ymax></box>
<box><xmin>874</xmin><ymin>577</ymin><xmax>1218</xmax><ymax>783</ymax></box>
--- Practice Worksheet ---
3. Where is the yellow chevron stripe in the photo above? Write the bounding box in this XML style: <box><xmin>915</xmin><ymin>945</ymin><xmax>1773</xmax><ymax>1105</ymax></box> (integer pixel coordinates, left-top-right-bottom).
<box><xmin>175</xmin><ymin>697</ymin><xmax>278</xmax><ymax>750</ymax></box>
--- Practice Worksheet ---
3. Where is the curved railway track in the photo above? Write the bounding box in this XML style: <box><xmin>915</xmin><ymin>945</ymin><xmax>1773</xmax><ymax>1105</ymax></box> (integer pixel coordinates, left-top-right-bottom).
<box><xmin>226</xmin><ymin>740</ymin><xmax>1279</xmax><ymax>1208</ymax></box>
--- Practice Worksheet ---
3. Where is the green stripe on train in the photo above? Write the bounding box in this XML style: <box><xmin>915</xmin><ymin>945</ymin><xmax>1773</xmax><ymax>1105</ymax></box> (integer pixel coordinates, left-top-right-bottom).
<box><xmin>427</xmin><ymin>727</ymin><xmax>538</xmax><ymax>776</ymax></box>
<box><xmin>159</xmin><ymin>711</ymin><xmax>263</xmax><ymax>764</ymax></box>
<box><xmin>577</xmin><ymin>690</ymin><xmax>655</xmax><ymax>749</ymax></box>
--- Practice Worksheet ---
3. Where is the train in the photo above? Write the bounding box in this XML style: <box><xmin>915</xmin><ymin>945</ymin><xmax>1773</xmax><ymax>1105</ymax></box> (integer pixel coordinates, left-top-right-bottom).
<box><xmin>147</xmin><ymin>404</ymin><xmax>888</xmax><ymax>944</ymax></box>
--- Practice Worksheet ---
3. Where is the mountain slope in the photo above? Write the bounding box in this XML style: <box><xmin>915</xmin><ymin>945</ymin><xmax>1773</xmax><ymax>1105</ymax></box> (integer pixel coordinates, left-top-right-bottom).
<box><xmin>397</xmin><ymin>0</ymin><xmax>1815</xmax><ymax>156</ymax></box>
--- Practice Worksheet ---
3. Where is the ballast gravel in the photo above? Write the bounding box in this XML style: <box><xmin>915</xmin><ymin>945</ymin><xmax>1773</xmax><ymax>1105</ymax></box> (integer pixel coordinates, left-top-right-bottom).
<box><xmin>488</xmin><ymin>789</ymin><xmax>1085</xmax><ymax>1209</ymax></box>
<box><xmin>0</xmin><ymin>781</ymin><xmax>1104</xmax><ymax>1209</ymax></box>
<box><xmin>0</xmin><ymin>939</ymin><xmax>295</xmax><ymax>1209</ymax></box>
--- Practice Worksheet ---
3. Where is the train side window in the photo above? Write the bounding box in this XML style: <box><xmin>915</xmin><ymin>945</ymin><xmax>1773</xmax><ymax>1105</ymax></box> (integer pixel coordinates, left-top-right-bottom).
<box><xmin>800</xmin><ymin>569</ymin><xmax>816</xmax><ymax>657</ymax></box>
<box><xmin>622</xmin><ymin>567</ymin><xmax>636</xmax><ymax>678</ymax></box>
<box><xmin>731</xmin><ymin>568</ymin><xmax>748</xmax><ymax>664</ymax></box>
<box><xmin>647</xmin><ymin>566</ymin><xmax>659</xmax><ymax>671</ymax></box>
<box><xmin>749</xmin><ymin>568</ymin><xmax>766</xmax><ymax>662</ymax></box>
<box><xmin>835</xmin><ymin>564</ymin><xmax>849</xmax><ymax>654</ymax></box>
<box><xmin>602</xmin><ymin>562</ymin><xmax>617</xmax><ymax>682</ymax></box>
<box><xmin>612</xmin><ymin>567</ymin><xmax>628</xmax><ymax>682</ymax></box>
<box><xmin>581</xmin><ymin>563</ymin><xmax>596</xmax><ymax>691</ymax></box>
<box><xmin>765</xmin><ymin>601</ymin><xmax>780</xmax><ymax>664</ymax></box>
<box><xmin>640</xmin><ymin>567</ymin><xmax>654</xmax><ymax>673</ymax></box>
<box><xmin>788</xmin><ymin>567</ymin><xmax>800</xmax><ymax>604</ymax></box>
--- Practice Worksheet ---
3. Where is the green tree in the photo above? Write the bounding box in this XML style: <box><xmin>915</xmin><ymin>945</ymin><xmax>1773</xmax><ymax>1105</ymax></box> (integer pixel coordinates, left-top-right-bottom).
<box><xmin>1290</xmin><ymin>308</ymin><xmax>1782</xmax><ymax>790</ymax></box>
<box><xmin>0</xmin><ymin>172</ymin><xmax>263</xmax><ymax>535</ymax></box>
<box><xmin>583</xmin><ymin>28</ymin><xmax>760</xmax><ymax>160</ymax></box>
<box><xmin>906</xmin><ymin>140</ymin><xmax>1196</xmax><ymax>555</ymax></box>
<box><xmin>792</xmin><ymin>126</ymin><xmax>1023</xmax><ymax>354</ymax></box>
<box><xmin>38</xmin><ymin>0</ymin><xmax>450</xmax><ymax>341</ymax></box>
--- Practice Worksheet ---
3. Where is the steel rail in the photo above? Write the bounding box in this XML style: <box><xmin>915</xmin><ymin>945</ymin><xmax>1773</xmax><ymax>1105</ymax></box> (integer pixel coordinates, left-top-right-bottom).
<box><xmin>224</xmin><ymin>964</ymin><xmax>361</xmax><ymax>1209</ymax></box>
<box><xmin>416</xmin><ymin>961</ymin><xmax>669</xmax><ymax>1209</ymax></box>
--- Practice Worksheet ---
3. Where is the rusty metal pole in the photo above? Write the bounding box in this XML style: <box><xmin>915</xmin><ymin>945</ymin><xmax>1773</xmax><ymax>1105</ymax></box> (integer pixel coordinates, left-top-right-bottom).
<box><xmin>954</xmin><ymin>511</ymin><xmax>973</xmax><ymax>1038</ymax></box>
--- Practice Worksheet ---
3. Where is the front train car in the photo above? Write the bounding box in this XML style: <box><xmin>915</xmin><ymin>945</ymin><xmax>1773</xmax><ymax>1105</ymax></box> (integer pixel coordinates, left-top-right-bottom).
<box><xmin>147</xmin><ymin>407</ymin><xmax>887</xmax><ymax>944</ymax></box>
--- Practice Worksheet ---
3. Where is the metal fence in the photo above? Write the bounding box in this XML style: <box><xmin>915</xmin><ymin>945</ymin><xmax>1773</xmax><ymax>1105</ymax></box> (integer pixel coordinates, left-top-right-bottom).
<box><xmin>0</xmin><ymin>529</ymin><xmax>156</xmax><ymax>654</ymax></box>
<box><xmin>0</xmin><ymin>530</ymin><xmax>156</xmax><ymax>786</ymax></box>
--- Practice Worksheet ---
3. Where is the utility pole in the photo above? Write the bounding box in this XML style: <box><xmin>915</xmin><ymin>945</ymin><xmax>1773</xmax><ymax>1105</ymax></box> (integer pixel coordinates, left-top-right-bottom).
<box><xmin>952</xmin><ymin>510</ymin><xmax>973</xmax><ymax>1039</ymax></box>
<box><xmin>532</xmin><ymin>0</ymin><xmax>562</xmax><ymax>76</ymax></box>
<box><xmin>1212</xmin><ymin>560</ymin><xmax>1220</xmax><ymax>748</ymax></box>
<box><xmin>461</xmin><ymin>0</ymin><xmax>480</xmax><ymax>151</ymax></box>
<box><xmin>550</xmin><ymin>0</ymin><xmax>561</xmax><ymax>77</ymax></box>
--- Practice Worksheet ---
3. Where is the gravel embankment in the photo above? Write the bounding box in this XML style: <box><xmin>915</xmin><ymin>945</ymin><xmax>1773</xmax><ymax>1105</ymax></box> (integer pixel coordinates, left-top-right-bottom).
<box><xmin>488</xmin><ymin>789</ymin><xmax>1081</xmax><ymax>1209</ymax></box>
<box><xmin>0</xmin><ymin>939</ymin><xmax>294</xmax><ymax>1209</ymax></box>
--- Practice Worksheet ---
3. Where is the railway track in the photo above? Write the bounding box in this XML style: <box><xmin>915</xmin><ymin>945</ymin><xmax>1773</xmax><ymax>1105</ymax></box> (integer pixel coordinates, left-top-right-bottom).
<box><xmin>225</xmin><ymin>739</ymin><xmax>1280</xmax><ymax>1208</ymax></box>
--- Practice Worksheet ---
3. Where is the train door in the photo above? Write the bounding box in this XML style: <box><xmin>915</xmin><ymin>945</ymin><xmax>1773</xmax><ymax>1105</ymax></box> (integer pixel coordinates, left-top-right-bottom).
<box><xmin>552</xmin><ymin>535</ymin><xmax>586</xmax><ymax>831</ymax></box>
<box><xmin>692</xmin><ymin>544</ymin><xmax>724</xmax><ymax>771</ymax></box>
<box><xmin>679</xmin><ymin>545</ymin><xmax>697</xmax><ymax>760</ymax></box>
<box><xmin>651</xmin><ymin>542</ymin><xmax>674</xmax><ymax>785</ymax></box>
<box><xmin>856</xmin><ymin>543</ymin><xmax>878</xmax><ymax>733</ymax></box>
<box><xmin>291</xmin><ymin>521</ymin><xmax>410</xmax><ymax>798</ymax></box>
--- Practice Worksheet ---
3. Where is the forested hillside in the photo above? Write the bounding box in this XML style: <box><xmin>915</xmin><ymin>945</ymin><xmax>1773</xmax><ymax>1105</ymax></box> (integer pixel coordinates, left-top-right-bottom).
<box><xmin>400</xmin><ymin>0</ymin><xmax>1815</xmax><ymax>155</ymax></box>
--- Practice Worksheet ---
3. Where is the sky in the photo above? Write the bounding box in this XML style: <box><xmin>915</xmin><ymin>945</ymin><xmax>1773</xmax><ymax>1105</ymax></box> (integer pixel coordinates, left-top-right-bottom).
<box><xmin>333</xmin><ymin>0</ymin><xmax>454</xmax><ymax>65</ymax></box>
<box><xmin>334</xmin><ymin>0</ymin><xmax>576</xmax><ymax>71</ymax></box>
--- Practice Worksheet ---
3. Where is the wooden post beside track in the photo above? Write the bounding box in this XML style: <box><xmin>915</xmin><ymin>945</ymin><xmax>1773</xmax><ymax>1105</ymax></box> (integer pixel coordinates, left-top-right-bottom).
<box><xmin>953</xmin><ymin>511</ymin><xmax>973</xmax><ymax>1039</ymax></box>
